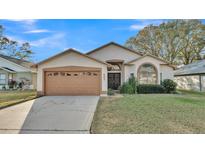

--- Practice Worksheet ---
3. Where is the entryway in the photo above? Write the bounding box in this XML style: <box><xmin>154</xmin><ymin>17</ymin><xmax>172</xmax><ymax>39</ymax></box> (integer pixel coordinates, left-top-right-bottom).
<box><xmin>108</xmin><ymin>73</ymin><xmax>121</xmax><ymax>90</ymax></box>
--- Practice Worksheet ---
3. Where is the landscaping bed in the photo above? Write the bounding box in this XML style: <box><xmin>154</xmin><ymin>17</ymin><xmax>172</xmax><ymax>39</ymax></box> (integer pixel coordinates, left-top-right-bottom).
<box><xmin>91</xmin><ymin>90</ymin><xmax>205</xmax><ymax>133</ymax></box>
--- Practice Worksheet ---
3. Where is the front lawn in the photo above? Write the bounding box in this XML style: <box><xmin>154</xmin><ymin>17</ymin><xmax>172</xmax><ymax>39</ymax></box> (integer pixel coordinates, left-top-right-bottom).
<box><xmin>0</xmin><ymin>90</ymin><xmax>37</xmax><ymax>108</ymax></box>
<box><xmin>91</xmin><ymin>90</ymin><xmax>205</xmax><ymax>133</ymax></box>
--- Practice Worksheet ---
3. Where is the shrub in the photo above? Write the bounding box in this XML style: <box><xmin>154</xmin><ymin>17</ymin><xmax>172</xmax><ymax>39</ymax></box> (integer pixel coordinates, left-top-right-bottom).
<box><xmin>137</xmin><ymin>84</ymin><xmax>165</xmax><ymax>94</ymax></box>
<box><xmin>107</xmin><ymin>88</ymin><xmax>115</xmax><ymax>96</ymax></box>
<box><xmin>128</xmin><ymin>75</ymin><xmax>137</xmax><ymax>93</ymax></box>
<box><xmin>162</xmin><ymin>79</ymin><xmax>177</xmax><ymax>93</ymax></box>
<box><xmin>18</xmin><ymin>81</ymin><xmax>24</xmax><ymax>89</ymax></box>
<box><xmin>2</xmin><ymin>86</ymin><xmax>6</xmax><ymax>90</ymax></box>
<box><xmin>8</xmin><ymin>80</ymin><xmax>17</xmax><ymax>89</ymax></box>
<box><xmin>120</xmin><ymin>82</ymin><xmax>135</xmax><ymax>94</ymax></box>
<box><xmin>120</xmin><ymin>76</ymin><xmax>138</xmax><ymax>94</ymax></box>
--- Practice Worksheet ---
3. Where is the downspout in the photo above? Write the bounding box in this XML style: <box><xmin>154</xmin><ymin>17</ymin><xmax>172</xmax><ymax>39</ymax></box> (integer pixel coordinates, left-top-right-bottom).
<box><xmin>199</xmin><ymin>75</ymin><xmax>202</xmax><ymax>92</ymax></box>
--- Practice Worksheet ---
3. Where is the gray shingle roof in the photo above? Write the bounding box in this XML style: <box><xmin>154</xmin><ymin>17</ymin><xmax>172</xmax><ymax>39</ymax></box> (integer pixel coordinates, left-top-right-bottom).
<box><xmin>0</xmin><ymin>54</ymin><xmax>34</xmax><ymax>69</ymax></box>
<box><xmin>0</xmin><ymin>66</ymin><xmax>16</xmax><ymax>73</ymax></box>
<box><xmin>174</xmin><ymin>59</ymin><xmax>205</xmax><ymax>76</ymax></box>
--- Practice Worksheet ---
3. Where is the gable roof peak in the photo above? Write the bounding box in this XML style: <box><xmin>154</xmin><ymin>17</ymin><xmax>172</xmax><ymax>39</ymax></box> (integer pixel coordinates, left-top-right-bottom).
<box><xmin>33</xmin><ymin>48</ymin><xmax>111</xmax><ymax>67</ymax></box>
<box><xmin>86</xmin><ymin>41</ymin><xmax>143</xmax><ymax>56</ymax></box>
<box><xmin>60</xmin><ymin>48</ymin><xmax>79</xmax><ymax>52</ymax></box>
<box><xmin>125</xmin><ymin>53</ymin><xmax>176</xmax><ymax>69</ymax></box>
<box><xmin>0</xmin><ymin>53</ymin><xmax>34</xmax><ymax>69</ymax></box>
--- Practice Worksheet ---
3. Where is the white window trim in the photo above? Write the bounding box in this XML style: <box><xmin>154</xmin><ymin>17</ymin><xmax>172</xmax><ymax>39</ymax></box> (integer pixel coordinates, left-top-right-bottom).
<box><xmin>0</xmin><ymin>73</ymin><xmax>6</xmax><ymax>84</ymax></box>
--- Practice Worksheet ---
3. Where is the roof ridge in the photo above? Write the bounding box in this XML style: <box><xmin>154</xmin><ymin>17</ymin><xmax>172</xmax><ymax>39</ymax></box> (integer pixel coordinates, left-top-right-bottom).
<box><xmin>86</xmin><ymin>41</ymin><xmax>143</xmax><ymax>56</ymax></box>
<box><xmin>125</xmin><ymin>53</ymin><xmax>176</xmax><ymax>69</ymax></box>
<box><xmin>0</xmin><ymin>53</ymin><xmax>34</xmax><ymax>69</ymax></box>
<box><xmin>34</xmin><ymin>48</ymin><xmax>111</xmax><ymax>67</ymax></box>
<box><xmin>0</xmin><ymin>53</ymin><xmax>31</xmax><ymax>63</ymax></box>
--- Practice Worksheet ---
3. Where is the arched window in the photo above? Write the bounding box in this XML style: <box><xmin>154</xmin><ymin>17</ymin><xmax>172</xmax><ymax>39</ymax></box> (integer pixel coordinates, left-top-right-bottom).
<box><xmin>107</xmin><ymin>63</ymin><xmax>121</xmax><ymax>71</ymax></box>
<box><xmin>112</xmin><ymin>64</ymin><xmax>121</xmax><ymax>71</ymax></box>
<box><xmin>138</xmin><ymin>63</ymin><xmax>157</xmax><ymax>84</ymax></box>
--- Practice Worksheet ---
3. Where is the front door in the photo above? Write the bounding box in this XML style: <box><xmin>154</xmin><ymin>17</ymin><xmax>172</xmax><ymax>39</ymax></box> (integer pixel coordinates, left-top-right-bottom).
<box><xmin>108</xmin><ymin>73</ymin><xmax>121</xmax><ymax>90</ymax></box>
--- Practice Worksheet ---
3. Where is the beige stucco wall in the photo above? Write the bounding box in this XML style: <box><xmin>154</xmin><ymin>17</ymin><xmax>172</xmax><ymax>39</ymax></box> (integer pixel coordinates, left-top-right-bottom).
<box><xmin>202</xmin><ymin>75</ymin><xmax>205</xmax><ymax>91</ymax></box>
<box><xmin>32</xmin><ymin>73</ymin><xmax>37</xmax><ymax>89</ymax></box>
<box><xmin>124</xmin><ymin>64</ymin><xmax>135</xmax><ymax>82</ymax></box>
<box><xmin>88</xmin><ymin>44</ymin><xmax>141</xmax><ymax>63</ymax></box>
<box><xmin>87</xmin><ymin>44</ymin><xmax>174</xmax><ymax>85</ymax></box>
<box><xmin>124</xmin><ymin>56</ymin><xmax>174</xmax><ymax>84</ymax></box>
<box><xmin>175</xmin><ymin>75</ymin><xmax>205</xmax><ymax>91</ymax></box>
<box><xmin>160</xmin><ymin>65</ymin><xmax>174</xmax><ymax>81</ymax></box>
<box><xmin>36</xmin><ymin>52</ymin><xmax>108</xmax><ymax>93</ymax></box>
<box><xmin>175</xmin><ymin>75</ymin><xmax>200</xmax><ymax>91</ymax></box>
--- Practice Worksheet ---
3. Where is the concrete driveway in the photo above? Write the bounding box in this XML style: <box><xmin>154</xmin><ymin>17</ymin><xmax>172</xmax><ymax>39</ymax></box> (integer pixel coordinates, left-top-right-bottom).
<box><xmin>0</xmin><ymin>96</ymin><xmax>99</xmax><ymax>134</ymax></box>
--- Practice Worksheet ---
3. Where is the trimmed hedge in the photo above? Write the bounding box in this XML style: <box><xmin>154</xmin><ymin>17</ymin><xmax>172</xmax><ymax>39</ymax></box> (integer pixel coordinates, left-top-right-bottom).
<box><xmin>120</xmin><ymin>78</ymin><xmax>176</xmax><ymax>94</ymax></box>
<box><xmin>137</xmin><ymin>84</ymin><xmax>165</xmax><ymax>94</ymax></box>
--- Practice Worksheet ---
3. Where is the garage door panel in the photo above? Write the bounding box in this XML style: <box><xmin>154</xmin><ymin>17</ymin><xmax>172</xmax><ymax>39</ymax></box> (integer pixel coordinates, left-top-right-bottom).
<box><xmin>45</xmin><ymin>70</ymin><xmax>100</xmax><ymax>95</ymax></box>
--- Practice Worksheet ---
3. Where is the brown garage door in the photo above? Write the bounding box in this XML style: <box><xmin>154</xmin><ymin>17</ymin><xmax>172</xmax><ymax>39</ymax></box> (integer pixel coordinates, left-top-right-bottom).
<box><xmin>44</xmin><ymin>67</ymin><xmax>101</xmax><ymax>95</ymax></box>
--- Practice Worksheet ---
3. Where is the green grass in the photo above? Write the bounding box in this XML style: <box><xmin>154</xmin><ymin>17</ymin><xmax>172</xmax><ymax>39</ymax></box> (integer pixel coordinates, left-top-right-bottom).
<box><xmin>0</xmin><ymin>90</ymin><xmax>37</xmax><ymax>108</ymax></box>
<box><xmin>91</xmin><ymin>90</ymin><xmax>205</xmax><ymax>134</ymax></box>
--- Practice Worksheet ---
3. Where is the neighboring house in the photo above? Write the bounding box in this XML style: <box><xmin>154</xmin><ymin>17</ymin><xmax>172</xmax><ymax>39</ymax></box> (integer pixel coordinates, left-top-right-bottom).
<box><xmin>174</xmin><ymin>59</ymin><xmax>205</xmax><ymax>92</ymax></box>
<box><xmin>0</xmin><ymin>54</ymin><xmax>37</xmax><ymax>90</ymax></box>
<box><xmin>34</xmin><ymin>42</ymin><xmax>174</xmax><ymax>96</ymax></box>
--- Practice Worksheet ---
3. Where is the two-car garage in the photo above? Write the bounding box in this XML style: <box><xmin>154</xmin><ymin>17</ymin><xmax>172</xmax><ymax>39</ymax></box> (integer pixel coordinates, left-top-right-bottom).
<box><xmin>44</xmin><ymin>66</ymin><xmax>101</xmax><ymax>95</ymax></box>
<box><xmin>35</xmin><ymin>49</ymin><xmax>108</xmax><ymax>96</ymax></box>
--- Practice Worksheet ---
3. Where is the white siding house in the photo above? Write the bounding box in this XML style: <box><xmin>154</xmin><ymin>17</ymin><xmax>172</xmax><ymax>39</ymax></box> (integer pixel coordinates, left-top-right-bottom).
<box><xmin>0</xmin><ymin>54</ymin><xmax>37</xmax><ymax>90</ymax></box>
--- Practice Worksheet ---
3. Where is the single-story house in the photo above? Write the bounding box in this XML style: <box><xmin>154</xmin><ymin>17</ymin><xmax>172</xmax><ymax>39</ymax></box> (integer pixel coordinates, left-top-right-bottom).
<box><xmin>0</xmin><ymin>54</ymin><xmax>37</xmax><ymax>90</ymax></box>
<box><xmin>34</xmin><ymin>42</ymin><xmax>175</xmax><ymax>96</ymax></box>
<box><xmin>174</xmin><ymin>59</ymin><xmax>205</xmax><ymax>92</ymax></box>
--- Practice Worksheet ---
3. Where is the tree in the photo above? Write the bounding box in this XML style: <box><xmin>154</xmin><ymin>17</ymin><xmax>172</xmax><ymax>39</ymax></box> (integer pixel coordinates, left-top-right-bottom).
<box><xmin>125</xmin><ymin>20</ymin><xmax>205</xmax><ymax>65</ymax></box>
<box><xmin>159</xmin><ymin>20</ymin><xmax>183</xmax><ymax>64</ymax></box>
<box><xmin>0</xmin><ymin>25</ymin><xmax>33</xmax><ymax>60</ymax></box>
<box><xmin>7</xmin><ymin>41</ymin><xmax>33</xmax><ymax>60</ymax></box>
<box><xmin>126</xmin><ymin>25</ymin><xmax>163</xmax><ymax>57</ymax></box>
<box><xmin>0</xmin><ymin>25</ymin><xmax>10</xmax><ymax>51</ymax></box>
<box><xmin>177</xmin><ymin>20</ymin><xmax>205</xmax><ymax>64</ymax></box>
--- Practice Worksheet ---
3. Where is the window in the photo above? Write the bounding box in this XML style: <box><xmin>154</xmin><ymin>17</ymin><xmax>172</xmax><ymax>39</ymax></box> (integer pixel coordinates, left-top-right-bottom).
<box><xmin>112</xmin><ymin>64</ymin><xmax>121</xmax><ymax>71</ymax></box>
<box><xmin>108</xmin><ymin>63</ymin><xmax>121</xmax><ymax>71</ymax></box>
<box><xmin>53</xmin><ymin>72</ymin><xmax>59</xmax><ymax>76</ymax></box>
<box><xmin>138</xmin><ymin>64</ymin><xmax>157</xmax><ymax>84</ymax></box>
<box><xmin>60</xmin><ymin>72</ymin><xmax>65</xmax><ymax>76</ymax></box>
<box><xmin>47</xmin><ymin>73</ymin><xmax>52</xmax><ymax>76</ymax></box>
<box><xmin>0</xmin><ymin>74</ymin><xmax>6</xmax><ymax>84</ymax></box>
<box><xmin>87</xmin><ymin>72</ymin><xmax>91</xmax><ymax>76</ymax></box>
<box><xmin>160</xmin><ymin>73</ymin><xmax>162</xmax><ymax>84</ymax></box>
